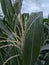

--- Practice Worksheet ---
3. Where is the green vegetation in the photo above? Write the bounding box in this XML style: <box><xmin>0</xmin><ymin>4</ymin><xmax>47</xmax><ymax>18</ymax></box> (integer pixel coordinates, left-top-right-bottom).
<box><xmin>0</xmin><ymin>0</ymin><xmax>49</xmax><ymax>65</ymax></box>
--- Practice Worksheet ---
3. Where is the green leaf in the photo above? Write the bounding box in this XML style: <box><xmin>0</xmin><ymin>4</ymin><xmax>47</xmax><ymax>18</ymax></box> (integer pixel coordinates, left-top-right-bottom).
<box><xmin>22</xmin><ymin>13</ymin><xmax>29</xmax><ymax>30</ymax></box>
<box><xmin>45</xmin><ymin>53</ymin><xmax>49</xmax><ymax>65</ymax></box>
<box><xmin>1</xmin><ymin>0</ymin><xmax>15</xmax><ymax>29</ymax></box>
<box><xmin>23</xmin><ymin>12</ymin><xmax>43</xmax><ymax>65</ymax></box>
<box><xmin>14</xmin><ymin>0</ymin><xmax>22</xmax><ymax>15</ymax></box>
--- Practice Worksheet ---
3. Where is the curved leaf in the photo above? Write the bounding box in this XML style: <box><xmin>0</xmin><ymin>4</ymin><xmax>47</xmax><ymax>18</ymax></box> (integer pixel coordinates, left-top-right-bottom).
<box><xmin>23</xmin><ymin>12</ymin><xmax>43</xmax><ymax>65</ymax></box>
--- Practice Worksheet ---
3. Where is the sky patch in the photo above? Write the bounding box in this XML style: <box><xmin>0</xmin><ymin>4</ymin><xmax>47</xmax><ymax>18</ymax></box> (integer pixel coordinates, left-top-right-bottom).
<box><xmin>22</xmin><ymin>0</ymin><xmax>49</xmax><ymax>18</ymax></box>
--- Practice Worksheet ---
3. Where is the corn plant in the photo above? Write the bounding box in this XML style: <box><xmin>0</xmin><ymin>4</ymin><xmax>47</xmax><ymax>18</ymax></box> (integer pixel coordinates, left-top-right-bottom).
<box><xmin>0</xmin><ymin>0</ymin><xmax>43</xmax><ymax>65</ymax></box>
